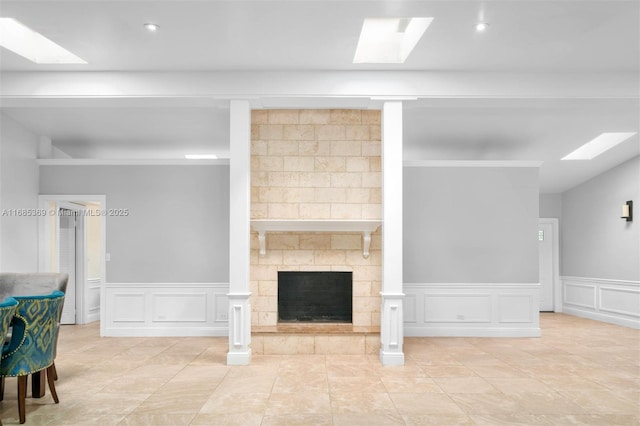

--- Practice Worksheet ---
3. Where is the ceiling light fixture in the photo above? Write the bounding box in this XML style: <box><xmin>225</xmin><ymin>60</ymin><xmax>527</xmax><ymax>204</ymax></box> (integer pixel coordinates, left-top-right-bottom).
<box><xmin>353</xmin><ymin>17</ymin><xmax>433</xmax><ymax>64</ymax></box>
<box><xmin>0</xmin><ymin>17</ymin><xmax>87</xmax><ymax>64</ymax></box>
<box><xmin>185</xmin><ymin>154</ymin><xmax>218</xmax><ymax>160</ymax></box>
<box><xmin>475</xmin><ymin>22</ymin><xmax>490</xmax><ymax>32</ymax></box>
<box><xmin>144</xmin><ymin>23</ymin><xmax>159</xmax><ymax>32</ymax></box>
<box><xmin>562</xmin><ymin>132</ymin><xmax>637</xmax><ymax>160</ymax></box>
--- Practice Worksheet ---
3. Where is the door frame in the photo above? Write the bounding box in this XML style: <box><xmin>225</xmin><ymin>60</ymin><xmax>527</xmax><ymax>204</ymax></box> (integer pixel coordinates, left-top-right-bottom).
<box><xmin>38</xmin><ymin>195</ymin><xmax>107</xmax><ymax>325</ymax></box>
<box><xmin>56</xmin><ymin>202</ymin><xmax>86</xmax><ymax>324</ymax></box>
<box><xmin>539</xmin><ymin>218</ymin><xmax>561</xmax><ymax>313</ymax></box>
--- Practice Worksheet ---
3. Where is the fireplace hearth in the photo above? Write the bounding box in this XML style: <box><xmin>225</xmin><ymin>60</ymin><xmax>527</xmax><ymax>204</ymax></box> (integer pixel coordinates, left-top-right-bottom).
<box><xmin>278</xmin><ymin>271</ymin><xmax>352</xmax><ymax>323</ymax></box>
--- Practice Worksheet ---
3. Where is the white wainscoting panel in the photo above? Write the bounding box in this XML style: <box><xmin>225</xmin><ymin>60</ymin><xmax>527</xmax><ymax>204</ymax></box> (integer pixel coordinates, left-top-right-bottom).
<box><xmin>404</xmin><ymin>283</ymin><xmax>540</xmax><ymax>337</ymax></box>
<box><xmin>86</xmin><ymin>278</ymin><xmax>101</xmax><ymax>323</ymax></box>
<box><xmin>104</xmin><ymin>283</ymin><xmax>229</xmax><ymax>336</ymax></box>
<box><xmin>562</xmin><ymin>277</ymin><xmax>640</xmax><ymax>329</ymax></box>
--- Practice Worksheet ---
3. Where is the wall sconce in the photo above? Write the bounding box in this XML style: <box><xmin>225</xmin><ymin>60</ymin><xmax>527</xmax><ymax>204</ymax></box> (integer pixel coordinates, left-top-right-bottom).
<box><xmin>621</xmin><ymin>200</ymin><xmax>633</xmax><ymax>222</ymax></box>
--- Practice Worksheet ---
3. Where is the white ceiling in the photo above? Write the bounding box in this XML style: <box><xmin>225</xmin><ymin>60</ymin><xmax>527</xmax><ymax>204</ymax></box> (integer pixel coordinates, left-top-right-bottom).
<box><xmin>1</xmin><ymin>0</ymin><xmax>638</xmax><ymax>193</ymax></box>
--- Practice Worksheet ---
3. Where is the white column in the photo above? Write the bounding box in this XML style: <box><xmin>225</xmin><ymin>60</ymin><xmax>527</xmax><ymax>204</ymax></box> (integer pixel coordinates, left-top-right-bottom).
<box><xmin>380</xmin><ymin>101</ymin><xmax>405</xmax><ymax>366</ymax></box>
<box><xmin>227</xmin><ymin>100</ymin><xmax>252</xmax><ymax>365</ymax></box>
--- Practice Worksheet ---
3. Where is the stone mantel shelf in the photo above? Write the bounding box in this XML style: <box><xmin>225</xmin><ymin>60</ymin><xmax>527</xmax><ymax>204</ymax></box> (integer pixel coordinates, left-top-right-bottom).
<box><xmin>251</xmin><ymin>219</ymin><xmax>381</xmax><ymax>258</ymax></box>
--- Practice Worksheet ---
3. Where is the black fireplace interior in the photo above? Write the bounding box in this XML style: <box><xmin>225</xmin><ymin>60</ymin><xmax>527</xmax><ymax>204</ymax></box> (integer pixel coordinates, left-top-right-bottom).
<box><xmin>278</xmin><ymin>271</ymin><xmax>352</xmax><ymax>322</ymax></box>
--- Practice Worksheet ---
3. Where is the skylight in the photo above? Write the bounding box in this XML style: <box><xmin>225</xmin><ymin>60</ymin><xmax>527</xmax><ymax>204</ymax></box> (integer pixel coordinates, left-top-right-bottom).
<box><xmin>562</xmin><ymin>132</ymin><xmax>637</xmax><ymax>160</ymax></box>
<box><xmin>0</xmin><ymin>18</ymin><xmax>87</xmax><ymax>64</ymax></box>
<box><xmin>353</xmin><ymin>17</ymin><xmax>433</xmax><ymax>64</ymax></box>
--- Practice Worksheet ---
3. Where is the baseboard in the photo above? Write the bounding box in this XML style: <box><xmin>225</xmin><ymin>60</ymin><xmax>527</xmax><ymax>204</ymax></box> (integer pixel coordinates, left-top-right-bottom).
<box><xmin>227</xmin><ymin>350</ymin><xmax>252</xmax><ymax>366</ymax></box>
<box><xmin>405</xmin><ymin>327</ymin><xmax>541</xmax><ymax>337</ymax></box>
<box><xmin>103</xmin><ymin>326</ymin><xmax>229</xmax><ymax>337</ymax></box>
<box><xmin>380</xmin><ymin>350</ymin><xmax>405</xmax><ymax>366</ymax></box>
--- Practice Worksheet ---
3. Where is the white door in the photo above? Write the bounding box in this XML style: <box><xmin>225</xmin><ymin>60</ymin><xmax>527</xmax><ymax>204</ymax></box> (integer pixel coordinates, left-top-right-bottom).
<box><xmin>57</xmin><ymin>205</ymin><xmax>86</xmax><ymax>325</ymax></box>
<box><xmin>58</xmin><ymin>208</ymin><xmax>77</xmax><ymax>324</ymax></box>
<box><xmin>538</xmin><ymin>222</ymin><xmax>554</xmax><ymax>311</ymax></box>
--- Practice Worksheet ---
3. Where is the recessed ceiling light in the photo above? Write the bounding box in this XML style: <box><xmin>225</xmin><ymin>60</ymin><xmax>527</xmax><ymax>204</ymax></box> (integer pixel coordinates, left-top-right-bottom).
<box><xmin>475</xmin><ymin>22</ymin><xmax>490</xmax><ymax>32</ymax></box>
<box><xmin>144</xmin><ymin>23</ymin><xmax>159</xmax><ymax>32</ymax></box>
<box><xmin>562</xmin><ymin>132</ymin><xmax>637</xmax><ymax>160</ymax></box>
<box><xmin>0</xmin><ymin>17</ymin><xmax>87</xmax><ymax>64</ymax></box>
<box><xmin>353</xmin><ymin>17</ymin><xmax>433</xmax><ymax>64</ymax></box>
<box><xmin>185</xmin><ymin>154</ymin><xmax>218</xmax><ymax>160</ymax></box>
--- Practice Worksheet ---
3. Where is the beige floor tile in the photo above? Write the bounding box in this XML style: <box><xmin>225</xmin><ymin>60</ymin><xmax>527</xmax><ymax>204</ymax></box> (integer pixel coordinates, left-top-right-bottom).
<box><xmin>330</xmin><ymin>392</ymin><xmax>397</xmax><ymax>414</ymax></box>
<box><xmin>558</xmin><ymin>390</ymin><xmax>640</xmax><ymax>415</ymax></box>
<box><xmin>261</xmin><ymin>413</ymin><xmax>333</xmax><ymax>426</ymax></box>
<box><xmin>266</xmin><ymin>392</ymin><xmax>331</xmax><ymax>415</ymax></box>
<box><xmin>272</xmin><ymin>372</ymin><xmax>329</xmax><ymax>393</ymax></box>
<box><xmin>333</xmin><ymin>412</ymin><xmax>405</xmax><ymax>425</ymax></box>
<box><xmin>117</xmin><ymin>412</ymin><xmax>196</xmax><ymax>426</ymax></box>
<box><xmin>433</xmin><ymin>377</ymin><xmax>499</xmax><ymax>394</ymax></box>
<box><xmin>403</xmin><ymin>414</ymin><xmax>476</xmax><ymax>425</ymax></box>
<box><xmin>390</xmin><ymin>392</ymin><xmax>465</xmax><ymax>415</ymax></box>
<box><xmin>198</xmin><ymin>391</ymin><xmax>270</xmax><ymax>414</ymax></box>
<box><xmin>328</xmin><ymin>375</ymin><xmax>386</xmax><ymax>393</ymax></box>
<box><xmin>381</xmin><ymin>376</ymin><xmax>443</xmax><ymax>393</ymax></box>
<box><xmin>190</xmin><ymin>413</ymin><xmax>264</xmax><ymax>426</ymax></box>
<box><xmin>20</xmin><ymin>314</ymin><xmax>634</xmax><ymax>424</ymax></box>
<box><xmin>485</xmin><ymin>377</ymin><xmax>554</xmax><ymax>395</ymax></box>
<box><xmin>448</xmin><ymin>393</ymin><xmax>521</xmax><ymax>415</ymax></box>
<box><xmin>421</xmin><ymin>365</ymin><xmax>477</xmax><ymax>377</ymax></box>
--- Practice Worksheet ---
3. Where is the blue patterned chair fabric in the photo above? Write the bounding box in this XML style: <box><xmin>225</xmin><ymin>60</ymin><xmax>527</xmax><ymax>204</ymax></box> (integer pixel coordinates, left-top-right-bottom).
<box><xmin>0</xmin><ymin>298</ymin><xmax>17</xmax><ymax>426</ymax></box>
<box><xmin>0</xmin><ymin>273</ymin><xmax>68</xmax><ymax>396</ymax></box>
<box><xmin>0</xmin><ymin>298</ymin><xmax>18</xmax><ymax>349</ymax></box>
<box><xmin>0</xmin><ymin>291</ymin><xmax>64</xmax><ymax>424</ymax></box>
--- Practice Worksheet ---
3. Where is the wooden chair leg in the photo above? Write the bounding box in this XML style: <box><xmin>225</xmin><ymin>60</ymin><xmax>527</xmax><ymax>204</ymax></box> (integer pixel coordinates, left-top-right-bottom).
<box><xmin>46</xmin><ymin>366</ymin><xmax>59</xmax><ymax>404</ymax></box>
<box><xmin>31</xmin><ymin>371</ymin><xmax>46</xmax><ymax>398</ymax></box>
<box><xmin>52</xmin><ymin>362</ymin><xmax>58</xmax><ymax>381</ymax></box>
<box><xmin>18</xmin><ymin>375</ymin><xmax>27</xmax><ymax>424</ymax></box>
<box><xmin>0</xmin><ymin>376</ymin><xmax>5</xmax><ymax>401</ymax></box>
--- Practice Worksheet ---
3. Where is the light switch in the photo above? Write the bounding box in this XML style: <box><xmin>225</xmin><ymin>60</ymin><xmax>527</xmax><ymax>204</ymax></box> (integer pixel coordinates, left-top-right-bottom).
<box><xmin>106</xmin><ymin>253</ymin><xmax>111</xmax><ymax>262</ymax></box>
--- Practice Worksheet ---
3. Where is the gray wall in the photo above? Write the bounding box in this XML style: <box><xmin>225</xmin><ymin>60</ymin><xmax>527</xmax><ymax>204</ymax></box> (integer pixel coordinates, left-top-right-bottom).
<box><xmin>562</xmin><ymin>156</ymin><xmax>639</xmax><ymax>281</ymax></box>
<box><xmin>404</xmin><ymin>166</ymin><xmax>540</xmax><ymax>283</ymax></box>
<box><xmin>540</xmin><ymin>193</ymin><xmax>562</xmax><ymax>219</ymax></box>
<box><xmin>0</xmin><ymin>113</ymin><xmax>40</xmax><ymax>272</ymax></box>
<box><xmin>40</xmin><ymin>165</ymin><xmax>230</xmax><ymax>283</ymax></box>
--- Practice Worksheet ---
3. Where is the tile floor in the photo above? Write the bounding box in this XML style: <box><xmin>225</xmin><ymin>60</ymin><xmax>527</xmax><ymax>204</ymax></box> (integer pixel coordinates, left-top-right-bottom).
<box><xmin>0</xmin><ymin>314</ymin><xmax>638</xmax><ymax>425</ymax></box>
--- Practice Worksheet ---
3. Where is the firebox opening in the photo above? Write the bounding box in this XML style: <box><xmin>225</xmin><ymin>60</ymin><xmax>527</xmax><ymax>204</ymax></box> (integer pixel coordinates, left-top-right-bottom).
<box><xmin>278</xmin><ymin>271</ymin><xmax>352</xmax><ymax>323</ymax></box>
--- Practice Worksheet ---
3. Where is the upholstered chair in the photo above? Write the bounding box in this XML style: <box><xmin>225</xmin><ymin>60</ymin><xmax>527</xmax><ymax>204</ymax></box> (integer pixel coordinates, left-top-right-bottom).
<box><xmin>0</xmin><ymin>291</ymin><xmax>65</xmax><ymax>424</ymax></box>
<box><xmin>0</xmin><ymin>273</ymin><xmax>68</xmax><ymax>394</ymax></box>
<box><xmin>0</xmin><ymin>297</ymin><xmax>18</xmax><ymax>426</ymax></box>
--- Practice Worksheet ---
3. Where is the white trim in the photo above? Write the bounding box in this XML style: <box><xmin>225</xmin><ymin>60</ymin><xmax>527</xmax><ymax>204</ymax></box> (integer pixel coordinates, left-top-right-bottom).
<box><xmin>561</xmin><ymin>276</ymin><xmax>640</xmax><ymax>287</ymax></box>
<box><xmin>379</xmin><ymin>101</ymin><xmax>406</xmax><ymax>365</ymax></box>
<box><xmin>37</xmin><ymin>158</ymin><xmax>229</xmax><ymax>166</ymax></box>
<box><xmin>2</xmin><ymin>71</ymin><xmax>637</xmax><ymax>100</ymax></box>
<box><xmin>539</xmin><ymin>218</ymin><xmax>561</xmax><ymax>313</ymax></box>
<box><xmin>561</xmin><ymin>276</ymin><xmax>640</xmax><ymax>329</ymax></box>
<box><xmin>106</xmin><ymin>282</ymin><xmax>230</xmax><ymax>288</ymax></box>
<box><xmin>228</xmin><ymin>100</ymin><xmax>252</xmax><ymax>365</ymax></box>
<box><xmin>104</xmin><ymin>282</ymin><xmax>230</xmax><ymax>337</ymax></box>
<box><xmin>403</xmin><ymin>283</ymin><xmax>541</xmax><ymax>337</ymax></box>
<box><xmin>403</xmin><ymin>160</ymin><xmax>543</xmax><ymax>168</ymax></box>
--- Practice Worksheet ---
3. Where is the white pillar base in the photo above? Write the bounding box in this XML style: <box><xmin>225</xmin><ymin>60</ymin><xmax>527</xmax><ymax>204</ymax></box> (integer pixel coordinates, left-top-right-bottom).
<box><xmin>226</xmin><ymin>292</ymin><xmax>252</xmax><ymax>365</ymax></box>
<box><xmin>380</xmin><ymin>292</ymin><xmax>405</xmax><ymax>366</ymax></box>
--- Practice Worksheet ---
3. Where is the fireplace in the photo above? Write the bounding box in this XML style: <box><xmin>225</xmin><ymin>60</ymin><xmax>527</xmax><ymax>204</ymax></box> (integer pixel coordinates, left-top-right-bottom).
<box><xmin>278</xmin><ymin>271</ymin><xmax>352</xmax><ymax>323</ymax></box>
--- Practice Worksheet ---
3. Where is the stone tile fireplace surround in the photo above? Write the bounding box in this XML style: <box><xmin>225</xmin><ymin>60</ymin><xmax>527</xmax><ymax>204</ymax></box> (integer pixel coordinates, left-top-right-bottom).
<box><xmin>249</xmin><ymin>109</ymin><xmax>382</xmax><ymax>345</ymax></box>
